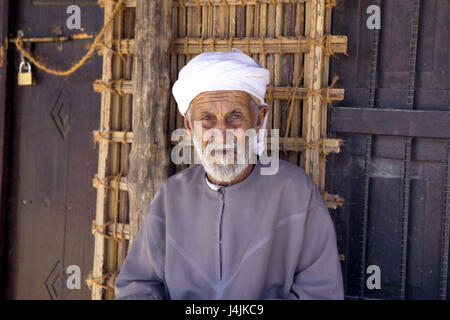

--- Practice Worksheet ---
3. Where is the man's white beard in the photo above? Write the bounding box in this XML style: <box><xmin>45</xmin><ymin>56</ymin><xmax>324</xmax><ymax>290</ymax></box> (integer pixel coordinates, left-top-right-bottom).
<box><xmin>193</xmin><ymin>134</ymin><xmax>250</xmax><ymax>184</ymax></box>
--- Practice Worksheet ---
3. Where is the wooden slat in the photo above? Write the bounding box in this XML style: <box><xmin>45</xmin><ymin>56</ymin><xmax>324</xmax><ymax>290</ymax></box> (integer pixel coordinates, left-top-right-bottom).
<box><xmin>93</xmin><ymin>130</ymin><xmax>133</xmax><ymax>143</ymax></box>
<box><xmin>117</xmin><ymin>5</ymin><xmax>135</xmax><ymax>267</ymax></box>
<box><xmin>176</xmin><ymin>1</ymin><xmax>187</xmax><ymax>144</ymax></box>
<box><xmin>302</xmin><ymin>0</ymin><xmax>325</xmax><ymax>186</ymax></box>
<box><xmin>169</xmin><ymin>3</ymin><xmax>178</xmax><ymax>164</ymax></box>
<box><xmin>100</xmin><ymin>0</ymin><xmax>310</xmax><ymax>7</ymax></box>
<box><xmin>97</xmin><ymin>35</ymin><xmax>348</xmax><ymax>55</ymax></box>
<box><xmin>273</xmin><ymin>1</ymin><xmax>282</xmax><ymax>140</ymax></box>
<box><xmin>175</xmin><ymin>0</ymin><xmax>188</xmax><ymax>173</ymax></box>
<box><xmin>258</xmin><ymin>3</ymin><xmax>267</xmax><ymax>67</ymax></box>
<box><xmin>93</xmin><ymin>130</ymin><xmax>342</xmax><ymax>154</ymax></box>
<box><xmin>288</xmin><ymin>1</ymin><xmax>305</xmax><ymax>164</ymax></box>
<box><xmin>323</xmin><ymin>193</ymin><xmax>345</xmax><ymax>210</ymax></box>
<box><xmin>93</xmin><ymin>175</ymin><xmax>129</xmax><ymax>192</ymax></box>
<box><xmin>169</xmin><ymin>136</ymin><xmax>342</xmax><ymax>153</ymax></box>
<box><xmin>174</xmin><ymin>0</ymin><xmax>310</xmax><ymax>5</ymax></box>
<box><xmin>92</xmin><ymin>0</ymin><xmax>115</xmax><ymax>301</ymax></box>
<box><xmin>100</xmin><ymin>1</ymin><xmax>127</xmax><ymax>300</ymax></box>
<box><xmin>106</xmin><ymin>223</ymin><xmax>130</xmax><ymax>240</ymax></box>
<box><xmin>93</xmin><ymin>79</ymin><xmax>345</xmax><ymax>101</ymax></box>
<box><xmin>95</xmin><ymin>131</ymin><xmax>342</xmax><ymax>153</ymax></box>
<box><xmin>318</xmin><ymin>0</ymin><xmax>333</xmax><ymax>191</ymax></box>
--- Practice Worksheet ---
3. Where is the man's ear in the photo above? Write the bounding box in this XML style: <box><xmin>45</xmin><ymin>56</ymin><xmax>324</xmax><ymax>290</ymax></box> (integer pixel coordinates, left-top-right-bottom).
<box><xmin>255</xmin><ymin>106</ymin><xmax>268</xmax><ymax>131</ymax></box>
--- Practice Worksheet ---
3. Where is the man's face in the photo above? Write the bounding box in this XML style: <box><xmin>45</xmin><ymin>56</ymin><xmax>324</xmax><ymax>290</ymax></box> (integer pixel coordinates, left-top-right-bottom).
<box><xmin>184</xmin><ymin>90</ymin><xmax>267</xmax><ymax>183</ymax></box>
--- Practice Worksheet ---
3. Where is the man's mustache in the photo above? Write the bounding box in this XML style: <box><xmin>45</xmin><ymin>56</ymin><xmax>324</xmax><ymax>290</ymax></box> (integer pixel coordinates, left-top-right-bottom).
<box><xmin>205</xmin><ymin>141</ymin><xmax>237</xmax><ymax>152</ymax></box>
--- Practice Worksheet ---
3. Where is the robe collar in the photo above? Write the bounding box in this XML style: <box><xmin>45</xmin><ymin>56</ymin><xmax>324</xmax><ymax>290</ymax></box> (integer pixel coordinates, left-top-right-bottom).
<box><xmin>201</xmin><ymin>158</ymin><xmax>262</xmax><ymax>195</ymax></box>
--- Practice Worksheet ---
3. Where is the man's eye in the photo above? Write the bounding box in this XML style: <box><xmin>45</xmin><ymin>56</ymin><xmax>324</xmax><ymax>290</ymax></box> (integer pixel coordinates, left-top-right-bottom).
<box><xmin>202</xmin><ymin>116</ymin><xmax>211</xmax><ymax>120</ymax></box>
<box><xmin>231</xmin><ymin>114</ymin><xmax>241</xmax><ymax>119</ymax></box>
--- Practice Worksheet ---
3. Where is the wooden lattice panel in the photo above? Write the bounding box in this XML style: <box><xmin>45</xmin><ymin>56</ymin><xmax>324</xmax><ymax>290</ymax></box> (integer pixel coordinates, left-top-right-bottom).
<box><xmin>90</xmin><ymin>0</ymin><xmax>346</xmax><ymax>300</ymax></box>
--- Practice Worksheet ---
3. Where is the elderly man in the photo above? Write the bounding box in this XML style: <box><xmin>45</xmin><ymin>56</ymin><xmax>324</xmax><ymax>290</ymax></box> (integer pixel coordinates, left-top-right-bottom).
<box><xmin>114</xmin><ymin>48</ymin><xmax>344</xmax><ymax>300</ymax></box>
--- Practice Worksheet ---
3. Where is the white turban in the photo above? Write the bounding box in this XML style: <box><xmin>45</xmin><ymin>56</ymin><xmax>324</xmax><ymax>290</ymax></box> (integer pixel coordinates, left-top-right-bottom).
<box><xmin>172</xmin><ymin>48</ymin><xmax>270</xmax><ymax>155</ymax></box>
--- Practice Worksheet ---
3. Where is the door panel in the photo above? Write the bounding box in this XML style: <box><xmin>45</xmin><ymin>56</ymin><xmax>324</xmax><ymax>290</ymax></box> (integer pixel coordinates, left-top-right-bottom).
<box><xmin>5</xmin><ymin>0</ymin><xmax>102</xmax><ymax>299</ymax></box>
<box><xmin>327</xmin><ymin>0</ymin><xmax>449</xmax><ymax>299</ymax></box>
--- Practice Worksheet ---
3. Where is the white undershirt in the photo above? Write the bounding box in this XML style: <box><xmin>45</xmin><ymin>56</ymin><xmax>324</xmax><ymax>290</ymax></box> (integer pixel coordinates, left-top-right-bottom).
<box><xmin>205</xmin><ymin>175</ymin><xmax>222</xmax><ymax>191</ymax></box>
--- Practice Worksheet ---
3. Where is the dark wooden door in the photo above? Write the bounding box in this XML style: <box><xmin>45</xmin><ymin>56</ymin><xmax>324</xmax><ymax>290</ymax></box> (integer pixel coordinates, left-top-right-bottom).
<box><xmin>327</xmin><ymin>0</ymin><xmax>450</xmax><ymax>299</ymax></box>
<box><xmin>3</xmin><ymin>0</ymin><xmax>102</xmax><ymax>299</ymax></box>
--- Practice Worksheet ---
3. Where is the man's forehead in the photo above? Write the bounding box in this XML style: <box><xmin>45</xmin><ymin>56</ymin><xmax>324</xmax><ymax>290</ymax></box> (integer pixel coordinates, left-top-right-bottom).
<box><xmin>192</xmin><ymin>90</ymin><xmax>253</xmax><ymax>102</ymax></box>
<box><xmin>188</xmin><ymin>90</ymin><xmax>256</xmax><ymax>113</ymax></box>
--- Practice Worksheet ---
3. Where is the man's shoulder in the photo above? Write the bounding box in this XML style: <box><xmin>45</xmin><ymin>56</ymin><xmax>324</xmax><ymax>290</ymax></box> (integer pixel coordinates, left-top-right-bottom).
<box><xmin>160</xmin><ymin>164</ymin><xmax>204</xmax><ymax>191</ymax></box>
<box><xmin>147</xmin><ymin>164</ymin><xmax>203</xmax><ymax>213</ymax></box>
<box><xmin>257</xmin><ymin>159</ymin><xmax>324</xmax><ymax>214</ymax></box>
<box><xmin>263</xmin><ymin>159</ymin><xmax>314</xmax><ymax>189</ymax></box>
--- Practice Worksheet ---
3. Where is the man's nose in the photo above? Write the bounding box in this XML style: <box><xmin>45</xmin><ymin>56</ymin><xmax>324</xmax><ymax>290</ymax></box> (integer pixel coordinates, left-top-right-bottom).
<box><xmin>212</xmin><ymin>120</ymin><xmax>229</xmax><ymax>145</ymax></box>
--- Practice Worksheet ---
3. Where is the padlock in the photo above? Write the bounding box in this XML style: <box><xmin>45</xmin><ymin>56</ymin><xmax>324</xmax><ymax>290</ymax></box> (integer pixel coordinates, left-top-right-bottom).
<box><xmin>18</xmin><ymin>61</ymin><xmax>34</xmax><ymax>86</ymax></box>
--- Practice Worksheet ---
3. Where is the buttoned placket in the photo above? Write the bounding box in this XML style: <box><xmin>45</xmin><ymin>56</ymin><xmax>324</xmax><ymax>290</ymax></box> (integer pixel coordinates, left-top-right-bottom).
<box><xmin>217</xmin><ymin>188</ymin><xmax>225</xmax><ymax>281</ymax></box>
<box><xmin>202</xmin><ymin>162</ymin><xmax>262</xmax><ymax>283</ymax></box>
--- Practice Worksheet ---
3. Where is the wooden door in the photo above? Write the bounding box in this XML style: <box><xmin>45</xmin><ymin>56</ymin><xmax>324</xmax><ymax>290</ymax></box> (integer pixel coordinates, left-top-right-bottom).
<box><xmin>327</xmin><ymin>0</ymin><xmax>450</xmax><ymax>299</ymax></box>
<box><xmin>2</xmin><ymin>0</ymin><xmax>102</xmax><ymax>299</ymax></box>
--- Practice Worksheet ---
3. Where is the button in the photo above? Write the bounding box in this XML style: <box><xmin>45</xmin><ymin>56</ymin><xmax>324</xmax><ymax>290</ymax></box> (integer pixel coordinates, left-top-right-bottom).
<box><xmin>219</xmin><ymin>240</ymin><xmax>222</xmax><ymax>245</ymax></box>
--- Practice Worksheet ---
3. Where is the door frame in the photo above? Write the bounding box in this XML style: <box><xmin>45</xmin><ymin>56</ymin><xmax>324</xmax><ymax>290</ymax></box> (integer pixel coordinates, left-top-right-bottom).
<box><xmin>0</xmin><ymin>0</ymin><xmax>10</xmax><ymax>299</ymax></box>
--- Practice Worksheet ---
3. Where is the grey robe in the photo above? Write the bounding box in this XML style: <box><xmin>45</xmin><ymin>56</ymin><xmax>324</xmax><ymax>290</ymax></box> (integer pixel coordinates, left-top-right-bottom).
<box><xmin>114</xmin><ymin>159</ymin><xmax>344</xmax><ymax>300</ymax></box>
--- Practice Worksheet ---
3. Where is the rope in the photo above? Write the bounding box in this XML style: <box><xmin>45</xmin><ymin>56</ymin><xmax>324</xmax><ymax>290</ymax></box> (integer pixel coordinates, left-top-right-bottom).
<box><xmin>260</xmin><ymin>36</ymin><xmax>265</xmax><ymax>57</ymax></box>
<box><xmin>305</xmin><ymin>34</ymin><xmax>345</xmax><ymax>57</ymax></box>
<box><xmin>184</xmin><ymin>36</ymin><xmax>189</xmax><ymax>55</ymax></box>
<box><xmin>86</xmin><ymin>271</ymin><xmax>118</xmax><ymax>290</ymax></box>
<box><xmin>306</xmin><ymin>74</ymin><xmax>339</xmax><ymax>105</ymax></box>
<box><xmin>267</xmin><ymin>85</ymin><xmax>273</xmax><ymax>102</ymax></box>
<box><xmin>124</xmin><ymin>38</ymin><xmax>131</xmax><ymax>56</ymax></box>
<box><xmin>278</xmin><ymin>36</ymin><xmax>284</xmax><ymax>55</ymax></box>
<box><xmin>92</xmin><ymin>168</ymin><xmax>126</xmax><ymax>242</ymax></box>
<box><xmin>210</xmin><ymin>35</ymin><xmax>215</xmax><ymax>51</ymax></box>
<box><xmin>112</xmin><ymin>169</ymin><xmax>122</xmax><ymax>241</ymax></box>
<box><xmin>93</xmin><ymin>174</ymin><xmax>122</xmax><ymax>191</ymax></box>
<box><xmin>228</xmin><ymin>36</ymin><xmax>233</xmax><ymax>52</ymax></box>
<box><xmin>297</xmin><ymin>35</ymin><xmax>303</xmax><ymax>54</ymax></box>
<box><xmin>14</xmin><ymin>0</ymin><xmax>126</xmax><ymax>76</ymax></box>
<box><xmin>325</xmin><ymin>0</ymin><xmax>337</xmax><ymax>9</ymax></box>
<box><xmin>282</xmin><ymin>74</ymin><xmax>339</xmax><ymax>154</ymax></box>
<box><xmin>304</xmin><ymin>138</ymin><xmax>328</xmax><ymax>157</ymax></box>
<box><xmin>199</xmin><ymin>37</ymin><xmax>204</xmax><ymax>53</ymax></box>
<box><xmin>245</xmin><ymin>36</ymin><xmax>250</xmax><ymax>55</ymax></box>
<box><xmin>91</xmin><ymin>221</ymin><xmax>127</xmax><ymax>241</ymax></box>
<box><xmin>93</xmin><ymin>130</ymin><xmax>130</xmax><ymax>145</ymax></box>
<box><xmin>321</xmin><ymin>74</ymin><xmax>339</xmax><ymax>105</ymax></box>
<box><xmin>93</xmin><ymin>79</ymin><xmax>126</xmax><ymax>96</ymax></box>
<box><xmin>98</xmin><ymin>40</ymin><xmax>126</xmax><ymax>64</ymax></box>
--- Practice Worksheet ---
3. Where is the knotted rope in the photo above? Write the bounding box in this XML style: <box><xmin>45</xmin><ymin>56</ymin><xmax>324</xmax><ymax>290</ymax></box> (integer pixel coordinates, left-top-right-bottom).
<box><xmin>14</xmin><ymin>0</ymin><xmax>126</xmax><ymax>76</ymax></box>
